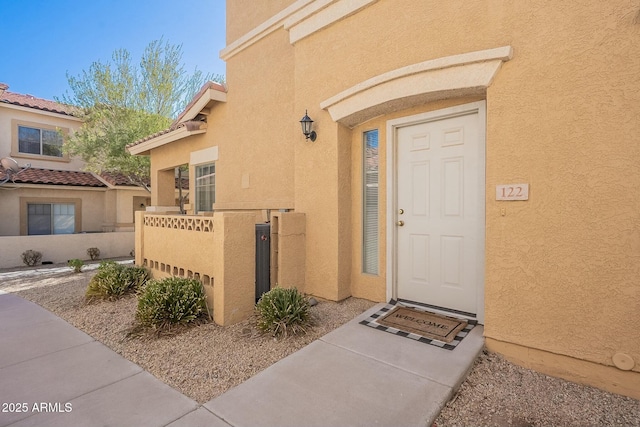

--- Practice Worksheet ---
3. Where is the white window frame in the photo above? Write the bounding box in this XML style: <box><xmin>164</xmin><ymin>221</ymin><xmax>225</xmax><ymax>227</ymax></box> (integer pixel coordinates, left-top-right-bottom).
<box><xmin>195</xmin><ymin>163</ymin><xmax>215</xmax><ymax>213</ymax></box>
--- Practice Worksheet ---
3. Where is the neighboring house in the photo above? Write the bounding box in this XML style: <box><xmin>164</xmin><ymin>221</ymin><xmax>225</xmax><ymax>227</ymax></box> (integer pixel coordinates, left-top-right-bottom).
<box><xmin>128</xmin><ymin>1</ymin><xmax>639</xmax><ymax>399</ymax></box>
<box><xmin>0</xmin><ymin>83</ymin><xmax>148</xmax><ymax>266</ymax></box>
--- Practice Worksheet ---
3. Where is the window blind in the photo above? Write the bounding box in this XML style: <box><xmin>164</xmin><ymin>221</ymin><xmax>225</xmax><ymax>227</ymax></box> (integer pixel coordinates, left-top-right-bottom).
<box><xmin>363</xmin><ymin>130</ymin><xmax>379</xmax><ymax>274</ymax></box>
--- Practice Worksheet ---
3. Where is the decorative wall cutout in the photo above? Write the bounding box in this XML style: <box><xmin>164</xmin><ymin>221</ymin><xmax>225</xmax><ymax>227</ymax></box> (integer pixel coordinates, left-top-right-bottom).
<box><xmin>143</xmin><ymin>215</ymin><xmax>214</xmax><ymax>232</ymax></box>
<box><xmin>143</xmin><ymin>257</ymin><xmax>212</xmax><ymax>287</ymax></box>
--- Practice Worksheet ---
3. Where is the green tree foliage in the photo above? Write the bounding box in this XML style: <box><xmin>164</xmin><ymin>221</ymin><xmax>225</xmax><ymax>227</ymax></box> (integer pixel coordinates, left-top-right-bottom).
<box><xmin>61</xmin><ymin>39</ymin><xmax>223</xmax><ymax>188</ymax></box>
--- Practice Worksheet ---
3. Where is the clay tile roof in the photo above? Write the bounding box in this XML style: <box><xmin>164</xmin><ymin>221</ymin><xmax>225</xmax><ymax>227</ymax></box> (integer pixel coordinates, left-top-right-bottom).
<box><xmin>1</xmin><ymin>167</ymin><xmax>188</xmax><ymax>190</ymax></box>
<box><xmin>0</xmin><ymin>85</ymin><xmax>75</xmax><ymax>116</ymax></box>
<box><xmin>99</xmin><ymin>171</ymin><xmax>142</xmax><ymax>186</ymax></box>
<box><xmin>0</xmin><ymin>167</ymin><xmax>106</xmax><ymax>187</ymax></box>
<box><xmin>173</xmin><ymin>80</ymin><xmax>227</xmax><ymax>125</ymax></box>
<box><xmin>126</xmin><ymin>80</ymin><xmax>225</xmax><ymax>150</ymax></box>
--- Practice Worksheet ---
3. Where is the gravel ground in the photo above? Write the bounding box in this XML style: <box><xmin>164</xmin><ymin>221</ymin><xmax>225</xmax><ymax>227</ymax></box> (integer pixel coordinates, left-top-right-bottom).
<box><xmin>435</xmin><ymin>351</ymin><xmax>639</xmax><ymax>427</ymax></box>
<box><xmin>2</xmin><ymin>265</ymin><xmax>639</xmax><ymax>425</ymax></box>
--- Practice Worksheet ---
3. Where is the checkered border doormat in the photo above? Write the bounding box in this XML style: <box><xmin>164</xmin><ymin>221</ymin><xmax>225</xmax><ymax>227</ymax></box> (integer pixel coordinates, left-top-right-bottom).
<box><xmin>359</xmin><ymin>301</ymin><xmax>477</xmax><ymax>350</ymax></box>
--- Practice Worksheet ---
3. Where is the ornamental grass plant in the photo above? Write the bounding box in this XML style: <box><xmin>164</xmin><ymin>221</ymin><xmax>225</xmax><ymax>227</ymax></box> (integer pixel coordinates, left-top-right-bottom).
<box><xmin>255</xmin><ymin>286</ymin><xmax>312</xmax><ymax>337</ymax></box>
<box><xmin>135</xmin><ymin>277</ymin><xmax>209</xmax><ymax>329</ymax></box>
<box><xmin>85</xmin><ymin>262</ymin><xmax>149</xmax><ymax>300</ymax></box>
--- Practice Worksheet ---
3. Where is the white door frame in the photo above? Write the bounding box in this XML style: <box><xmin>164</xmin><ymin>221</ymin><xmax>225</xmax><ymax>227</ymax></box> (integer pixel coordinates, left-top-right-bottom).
<box><xmin>385</xmin><ymin>101</ymin><xmax>486</xmax><ymax>323</ymax></box>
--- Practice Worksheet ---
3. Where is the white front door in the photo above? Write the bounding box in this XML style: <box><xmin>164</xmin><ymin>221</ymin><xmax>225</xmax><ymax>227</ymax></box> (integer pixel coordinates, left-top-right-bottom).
<box><xmin>394</xmin><ymin>105</ymin><xmax>485</xmax><ymax>315</ymax></box>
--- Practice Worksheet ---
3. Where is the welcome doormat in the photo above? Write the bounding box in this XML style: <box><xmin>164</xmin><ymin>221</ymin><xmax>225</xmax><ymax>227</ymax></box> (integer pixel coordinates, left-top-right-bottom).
<box><xmin>359</xmin><ymin>302</ymin><xmax>476</xmax><ymax>350</ymax></box>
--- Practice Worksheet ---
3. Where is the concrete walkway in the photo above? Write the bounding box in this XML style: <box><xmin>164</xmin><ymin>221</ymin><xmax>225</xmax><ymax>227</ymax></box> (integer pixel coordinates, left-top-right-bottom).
<box><xmin>0</xmin><ymin>292</ymin><xmax>483</xmax><ymax>427</ymax></box>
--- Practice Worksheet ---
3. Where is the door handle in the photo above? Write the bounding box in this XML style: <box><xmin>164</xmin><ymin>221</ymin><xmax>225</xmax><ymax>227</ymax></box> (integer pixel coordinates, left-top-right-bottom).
<box><xmin>397</xmin><ymin>220</ymin><xmax>405</xmax><ymax>227</ymax></box>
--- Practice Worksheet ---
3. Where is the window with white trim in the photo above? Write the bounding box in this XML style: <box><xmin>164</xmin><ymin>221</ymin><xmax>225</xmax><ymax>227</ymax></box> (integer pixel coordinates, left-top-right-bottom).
<box><xmin>27</xmin><ymin>203</ymin><xmax>75</xmax><ymax>235</ymax></box>
<box><xmin>363</xmin><ymin>130</ymin><xmax>379</xmax><ymax>274</ymax></box>
<box><xmin>195</xmin><ymin>163</ymin><xmax>215</xmax><ymax>213</ymax></box>
<box><xmin>18</xmin><ymin>125</ymin><xmax>64</xmax><ymax>157</ymax></box>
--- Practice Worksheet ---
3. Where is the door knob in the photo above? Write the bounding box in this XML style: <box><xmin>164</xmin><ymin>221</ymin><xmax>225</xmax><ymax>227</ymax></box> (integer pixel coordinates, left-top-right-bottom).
<box><xmin>397</xmin><ymin>220</ymin><xmax>405</xmax><ymax>226</ymax></box>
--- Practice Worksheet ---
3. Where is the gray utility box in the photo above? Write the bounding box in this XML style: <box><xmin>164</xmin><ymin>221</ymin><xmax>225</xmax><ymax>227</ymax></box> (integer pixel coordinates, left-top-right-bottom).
<box><xmin>255</xmin><ymin>223</ymin><xmax>271</xmax><ymax>302</ymax></box>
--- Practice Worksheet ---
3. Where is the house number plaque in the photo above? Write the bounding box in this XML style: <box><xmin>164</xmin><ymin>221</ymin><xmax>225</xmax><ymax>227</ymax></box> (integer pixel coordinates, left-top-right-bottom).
<box><xmin>496</xmin><ymin>184</ymin><xmax>529</xmax><ymax>201</ymax></box>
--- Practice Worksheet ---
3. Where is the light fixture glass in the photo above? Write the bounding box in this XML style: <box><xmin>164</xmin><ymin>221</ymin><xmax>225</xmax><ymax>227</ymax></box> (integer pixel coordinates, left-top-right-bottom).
<box><xmin>300</xmin><ymin>110</ymin><xmax>317</xmax><ymax>141</ymax></box>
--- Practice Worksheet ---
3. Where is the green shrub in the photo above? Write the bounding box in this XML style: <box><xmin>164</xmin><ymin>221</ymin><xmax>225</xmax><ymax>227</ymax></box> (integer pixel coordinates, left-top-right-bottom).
<box><xmin>21</xmin><ymin>250</ymin><xmax>42</xmax><ymax>267</ymax></box>
<box><xmin>87</xmin><ymin>247</ymin><xmax>100</xmax><ymax>260</ymax></box>
<box><xmin>85</xmin><ymin>262</ymin><xmax>149</xmax><ymax>300</ymax></box>
<box><xmin>68</xmin><ymin>258</ymin><xmax>84</xmax><ymax>273</ymax></box>
<box><xmin>136</xmin><ymin>277</ymin><xmax>208</xmax><ymax>329</ymax></box>
<box><xmin>123</xmin><ymin>265</ymin><xmax>151</xmax><ymax>289</ymax></box>
<box><xmin>255</xmin><ymin>286</ymin><xmax>312</xmax><ymax>337</ymax></box>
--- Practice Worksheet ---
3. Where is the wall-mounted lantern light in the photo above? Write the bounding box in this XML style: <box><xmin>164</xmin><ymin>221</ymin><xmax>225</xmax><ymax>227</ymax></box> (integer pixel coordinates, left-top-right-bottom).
<box><xmin>300</xmin><ymin>110</ymin><xmax>317</xmax><ymax>142</ymax></box>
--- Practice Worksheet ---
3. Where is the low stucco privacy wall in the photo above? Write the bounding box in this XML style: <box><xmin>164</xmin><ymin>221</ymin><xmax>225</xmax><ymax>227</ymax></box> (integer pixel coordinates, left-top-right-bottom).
<box><xmin>134</xmin><ymin>211</ymin><xmax>307</xmax><ymax>326</ymax></box>
<box><xmin>135</xmin><ymin>211</ymin><xmax>257</xmax><ymax>326</ymax></box>
<box><xmin>0</xmin><ymin>232</ymin><xmax>134</xmax><ymax>268</ymax></box>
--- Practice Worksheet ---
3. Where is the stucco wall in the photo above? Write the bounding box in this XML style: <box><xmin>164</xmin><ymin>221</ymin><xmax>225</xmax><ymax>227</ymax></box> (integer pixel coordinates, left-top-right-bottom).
<box><xmin>0</xmin><ymin>103</ymin><xmax>83</xmax><ymax>171</ymax></box>
<box><xmin>220</xmin><ymin>29</ymin><xmax>296</xmax><ymax>210</ymax></box>
<box><xmin>0</xmin><ymin>186</ymin><xmax>106</xmax><ymax>236</ymax></box>
<box><xmin>111</xmin><ymin>188</ymin><xmax>150</xmax><ymax>230</ymax></box>
<box><xmin>136</xmin><ymin>211</ymin><xmax>255</xmax><ymax>326</ymax></box>
<box><xmin>226</xmin><ymin>0</ymin><xmax>296</xmax><ymax>43</ymax></box>
<box><xmin>220</xmin><ymin>0</ymin><xmax>640</xmax><ymax>396</ymax></box>
<box><xmin>0</xmin><ymin>232</ymin><xmax>134</xmax><ymax>268</ymax></box>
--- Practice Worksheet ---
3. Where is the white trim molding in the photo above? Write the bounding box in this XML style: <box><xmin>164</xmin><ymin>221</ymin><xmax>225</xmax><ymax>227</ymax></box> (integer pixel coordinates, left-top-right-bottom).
<box><xmin>321</xmin><ymin>46</ymin><xmax>513</xmax><ymax>128</ymax></box>
<box><xmin>220</xmin><ymin>0</ymin><xmax>378</xmax><ymax>60</ymax></box>
<box><xmin>284</xmin><ymin>0</ymin><xmax>378</xmax><ymax>44</ymax></box>
<box><xmin>190</xmin><ymin>146</ymin><xmax>219</xmax><ymax>166</ymax></box>
<box><xmin>220</xmin><ymin>0</ymin><xmax>313</xmax><ymax>61</ymax></box>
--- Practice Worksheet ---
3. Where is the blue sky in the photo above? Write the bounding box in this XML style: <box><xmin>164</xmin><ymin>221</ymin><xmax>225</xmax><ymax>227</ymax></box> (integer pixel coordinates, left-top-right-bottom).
<box><xmin>0</xmin><ymin>0</ymin><xmax>227</xmax><ymax>101</ymax></box>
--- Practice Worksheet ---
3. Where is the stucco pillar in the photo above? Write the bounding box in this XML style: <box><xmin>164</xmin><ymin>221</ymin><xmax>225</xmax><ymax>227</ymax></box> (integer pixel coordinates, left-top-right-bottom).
<box><xmin>152</xmin><ymin>168</ymin><xmax>176</xmax><ymax>207</ymax></box>
<box><xmin>271</xmin><ymin>212</ymin><xmax>306</xmax><ymax>289</ymax></box>
<box><xmin>134</xmin><ymin>210</ymin><xmax>145</xmax><ymax>266</ymax></box>
<box><xmin>212</xmin><ymin>212</ymin><xmax>255</xmax><ymax>325</ymax></box>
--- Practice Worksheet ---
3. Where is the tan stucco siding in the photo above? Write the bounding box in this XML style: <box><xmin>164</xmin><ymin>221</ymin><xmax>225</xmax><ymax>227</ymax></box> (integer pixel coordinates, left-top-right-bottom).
<box><xmin>219</xmin><ymin>29</ymin><xmax>296</xmax><ymax>210</ymax></box>
<box><xmin>0</xmin><ymin>187</ymin><xmax>106</xmax><ymax>236</ymax></box>
<box><xmin>226</xmin><ymin>0</ymin><xmax>297</xmax><ymax>43</ymax></box>
<box><xmin>480</xmin><ymin>3</ymin><xmax>640</xmax><ymax>373</ymax></box>
<box><xmin>279</xmin><ymin>0</ymin><xmax>639</xmax><ymax>376</ymax></box>
<box><xmin>134</xmin><ymin>0</ymin><xmax>640</xmax><ymax>394</ymax></box>
<box><xmin>0</xmin><ymin>105</ymin><xmax>83</xmax><ymax>171</ymax></box>
<box><xmin>103</xmin><ymin>188</ymin><xmax>149</xmax><ymax>230</ymax></box>
<box><xmin>149</xmin><ymin>132</ymin><xmax>211</xmax><ymax>207</ymax></box>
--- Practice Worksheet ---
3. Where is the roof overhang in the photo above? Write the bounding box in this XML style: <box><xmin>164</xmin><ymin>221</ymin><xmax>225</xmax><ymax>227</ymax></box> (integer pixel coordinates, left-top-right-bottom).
<box><xmin>127</xmin><ymin>82</ymin><xmax>226</xmax><ymax>155</ymax></box>
<box><xmin>175</xmin><ymin>83</ymin><xmax>227</xmax><ymax>123</ymax></box>
<box><xmin>127</xmin><ymin>123</ymin><xmax>207</xmax><ymax>156</ymax></box>
<box><xmin>0</xmin><ymin>101</ymin><xmax>83</xmax><ymax>121</ymax></box>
